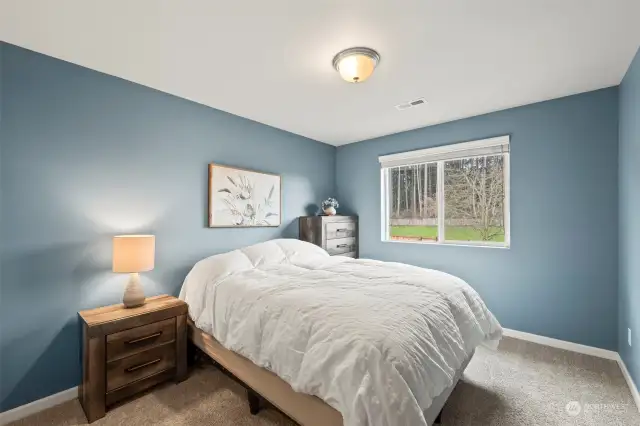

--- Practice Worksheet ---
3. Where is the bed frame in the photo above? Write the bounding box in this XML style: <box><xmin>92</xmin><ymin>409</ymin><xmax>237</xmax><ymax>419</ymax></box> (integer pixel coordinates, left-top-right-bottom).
<box><xmin>188</xmin><ymin>319</ymin><xmax>472</xmax><ymax>425</ymax></box>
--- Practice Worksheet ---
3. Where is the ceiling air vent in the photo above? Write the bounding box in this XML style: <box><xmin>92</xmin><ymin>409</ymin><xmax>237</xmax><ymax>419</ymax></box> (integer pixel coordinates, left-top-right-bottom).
<box><xmin>395</xmin><ymin>97</ymin><xmax>427</xmax><ymax>111</ymax></box>
<box><xmin>395</xmin><ymin>103</ymin><xmax>413</xmax><ymax>111</ymax></box>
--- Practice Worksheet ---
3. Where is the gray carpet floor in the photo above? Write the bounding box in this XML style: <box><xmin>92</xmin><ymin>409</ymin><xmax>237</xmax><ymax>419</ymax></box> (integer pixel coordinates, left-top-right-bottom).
<box><xmin>8</xmin><ymin>337</ymin><xmax>639</xmax><ymax>425</ymax></box>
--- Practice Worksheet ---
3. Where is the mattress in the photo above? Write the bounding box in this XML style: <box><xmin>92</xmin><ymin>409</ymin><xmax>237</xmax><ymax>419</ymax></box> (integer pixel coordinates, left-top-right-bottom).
<box><xmin>180</xmin><ymin>239</ymin><xmax>502</xmax><ymax>426</ymax></box>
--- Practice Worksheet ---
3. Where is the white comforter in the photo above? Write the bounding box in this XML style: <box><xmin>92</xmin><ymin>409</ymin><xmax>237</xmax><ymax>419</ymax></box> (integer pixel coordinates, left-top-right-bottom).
<box><xmin>180</xmin><ymin>239</ymin><xmax>502</xmax><ymax>426</ymax></box>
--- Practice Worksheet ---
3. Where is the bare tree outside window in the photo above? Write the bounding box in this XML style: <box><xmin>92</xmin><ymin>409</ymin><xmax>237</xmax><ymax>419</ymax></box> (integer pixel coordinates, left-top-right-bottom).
<box><xmin>387</xmin><ymin>155</ymin><xmax>506</xmax><ymax>244</ymax></box>
<box><xmin>444</xmin><ymin>155</ymin><xmax>505</xmax><ymax>242</ymax></box>
<box><xmin>388</xmin><ymin>163</ymin><xmax>438</xmax><ymax>241</ymax></box>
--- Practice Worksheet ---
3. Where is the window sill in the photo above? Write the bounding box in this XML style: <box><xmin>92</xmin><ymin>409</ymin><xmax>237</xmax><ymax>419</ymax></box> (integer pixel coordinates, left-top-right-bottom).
<box><xmin>381</xmin><ymin>239</ymin><xmax>510</xmax><ymax>249</ymax></box>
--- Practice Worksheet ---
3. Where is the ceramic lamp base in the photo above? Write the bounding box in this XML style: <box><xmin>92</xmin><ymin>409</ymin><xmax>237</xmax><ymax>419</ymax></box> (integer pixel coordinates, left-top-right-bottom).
<box><xmin>123</xmin><ymin>272</ymin><xmax>146</xmax><ymax>308</ymax></box>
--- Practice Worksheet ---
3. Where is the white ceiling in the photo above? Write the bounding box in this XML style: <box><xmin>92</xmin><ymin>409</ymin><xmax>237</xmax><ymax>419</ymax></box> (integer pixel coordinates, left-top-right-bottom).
<box><xmin>1</xmin><ymin>1</ymin><xmax>639</xmax><ymax>146</ymax></box>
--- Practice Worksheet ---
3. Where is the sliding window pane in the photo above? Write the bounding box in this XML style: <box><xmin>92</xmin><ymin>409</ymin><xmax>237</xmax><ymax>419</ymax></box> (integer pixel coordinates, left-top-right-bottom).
<box><xmin>388</xmin><ymin>163</ymin><xmax>438</xmax><ymax>242</ymax></box>
<box><xmin>444</xmin><ymin>155</ymin><xmax>505</xmax><ymax>243</ymax></box>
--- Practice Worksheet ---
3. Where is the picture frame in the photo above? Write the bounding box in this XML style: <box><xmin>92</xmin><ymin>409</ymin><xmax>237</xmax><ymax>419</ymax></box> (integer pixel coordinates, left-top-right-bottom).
<box><xmin>208</xmin><ymin>163</ymin><xmax>282</xmax><ymax>228</ymax></box>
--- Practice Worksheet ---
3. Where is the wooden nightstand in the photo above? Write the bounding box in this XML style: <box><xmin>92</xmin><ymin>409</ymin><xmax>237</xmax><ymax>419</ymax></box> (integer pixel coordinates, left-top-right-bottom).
<box><xmin>78</xmin><ymin>295</ymin><xmax>188</xmax><ymax>422</ymax></box>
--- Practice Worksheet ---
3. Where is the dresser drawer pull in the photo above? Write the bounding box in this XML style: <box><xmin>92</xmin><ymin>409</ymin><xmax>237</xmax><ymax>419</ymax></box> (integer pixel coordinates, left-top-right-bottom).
<box><xmin>126</xmin><ymin>358</ymin><xmax>161</xmax><ymax>373</ymax></box>
<box><xmin>337</xmin><ymin>244</ymin><xmax>350</xmax><ymax>248</ymax></box>
<box><xmin>126</xmin><ymin>332</ymin><xmax>162</xmax><ymax>345</ymax></box>
<box><xmin>336</xmin><ymin>228</ymin><xmax>348</xmax><ymax>232</ymax></box>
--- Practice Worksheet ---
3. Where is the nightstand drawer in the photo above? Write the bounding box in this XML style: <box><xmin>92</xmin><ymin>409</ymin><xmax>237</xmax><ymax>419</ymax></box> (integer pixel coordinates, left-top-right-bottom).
<box><xmin>326</xmin><ymin>221</ymin><xmax>356</xmax><ymax>239</ymax></box>
<box><xmin>326</xmin><ymin>237</ymin><xmax>356</xmax><ymax>255</ymax></box>
<box><xmin>106</xmin><ymin>342</ymin><xmax>175</xmax><ymax>392</ymax></box>
<box><xmin>106</xmin><ymin>318</ymin><xmax>176</xmax><ymax>362</ymax></box>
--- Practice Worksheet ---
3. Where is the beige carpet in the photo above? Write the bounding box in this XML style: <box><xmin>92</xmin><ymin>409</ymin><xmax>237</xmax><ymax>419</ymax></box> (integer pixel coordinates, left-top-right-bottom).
<box><xmin>8</xmin><ymin>337</ymin><xmax>639</xmax><ymax>426</ymax></box>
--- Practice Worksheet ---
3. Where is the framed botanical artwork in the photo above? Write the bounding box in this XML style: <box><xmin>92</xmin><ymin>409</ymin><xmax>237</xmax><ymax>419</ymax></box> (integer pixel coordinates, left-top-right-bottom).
<box><xmin>208</xmin><ymin>164</ymin><xmax>282</xmax><ymax>227</ymax></box>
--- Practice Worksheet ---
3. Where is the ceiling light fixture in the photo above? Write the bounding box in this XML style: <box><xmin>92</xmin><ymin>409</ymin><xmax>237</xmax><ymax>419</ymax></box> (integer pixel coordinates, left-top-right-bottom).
<box><xmin>332</xmin><ymin>47</ymin><xmax>380</xmax><ymax>83</ymax></box>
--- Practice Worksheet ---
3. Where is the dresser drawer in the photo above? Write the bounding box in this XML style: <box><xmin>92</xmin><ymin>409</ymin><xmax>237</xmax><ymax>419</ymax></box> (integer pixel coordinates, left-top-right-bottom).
<box><xmin>335</xmin><ymin>251</ymin><xmax>357</xmax><ymax>258</ymax></box>
<box><xmin>325</xmin><ymin>221</ymin><xmax>356</xmax><ymax>240</ymax></box>
<box><xmin>106</xmin><ymin>318</ymin><xmax>176</xmax><ymax>362</ymax></box>
<box><xmin>106</xmin><ymin>342</ymin><xmax>175</xmax><ymax>392</ymax></box>
<box><xmin>326</xmin><ymin>237</ymin><xmax>356</xmax><ymax>255</ymax></box>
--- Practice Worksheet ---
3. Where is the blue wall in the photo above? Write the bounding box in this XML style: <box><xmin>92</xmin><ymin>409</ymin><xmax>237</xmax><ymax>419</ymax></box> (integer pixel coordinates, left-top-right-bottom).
<box><xmin>0</xmin><ymin>43</ymin><xmax>336</xmax><ymax>411</ymax></box>
<box><xmin>337</xmin><ymin>88</ymin><xmax>619</xmax><ymax>351</ymax></box>
<box><xmin>619</xmin><ymin>48</ymin><xmax>640</xmax><ymax>389</ymax></box>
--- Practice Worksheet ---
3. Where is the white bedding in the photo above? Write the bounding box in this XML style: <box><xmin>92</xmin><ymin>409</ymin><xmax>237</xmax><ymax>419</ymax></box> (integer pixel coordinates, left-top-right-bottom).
<box><xmin>180</xmin><ymin>239</ymin><xmax>502</xmax><ymax>426</ymax></box>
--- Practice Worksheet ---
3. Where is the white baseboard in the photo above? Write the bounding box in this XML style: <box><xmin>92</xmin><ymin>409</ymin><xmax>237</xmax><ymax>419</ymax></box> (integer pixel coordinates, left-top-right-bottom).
<box><xmin>0</xmin><ymin>387</ymin><xmax>78</xmax><ymax>426</ymax></box>
<box><xmin>616</xmin><ymin>355</ymin><xmax>640</xmax><ymax>413</ymax></box>
<box><xmin>502</xmin><ymin>328</ymin><xmax>618</xmax><ymax>360</ymax></box>
<box><xmin>503</xmin><ymin>328</ymin><xmax>639</xmax><ymax>412</ymax></box>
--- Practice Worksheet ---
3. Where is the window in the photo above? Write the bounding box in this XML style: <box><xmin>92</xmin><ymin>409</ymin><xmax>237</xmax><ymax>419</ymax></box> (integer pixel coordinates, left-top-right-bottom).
<box><xmin>380</xmin><ymin>136</ymin><xmax>510</xmax><ymax>247</ymax></box>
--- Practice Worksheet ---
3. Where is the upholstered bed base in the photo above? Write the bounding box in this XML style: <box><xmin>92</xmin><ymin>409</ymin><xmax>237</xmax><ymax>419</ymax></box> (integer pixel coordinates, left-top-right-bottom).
<box><xmin>188</xmin><ymin>319</ymin><xmax>472</xmax><ymax>426</ymax></box>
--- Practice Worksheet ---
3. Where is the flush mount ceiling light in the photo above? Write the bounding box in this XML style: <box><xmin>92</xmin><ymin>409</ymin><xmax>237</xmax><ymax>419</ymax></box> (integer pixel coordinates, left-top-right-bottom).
<box><xmin>332</xmin><ymin>47</ymin><xmax>380</xmax><ymax>83</ymax></box>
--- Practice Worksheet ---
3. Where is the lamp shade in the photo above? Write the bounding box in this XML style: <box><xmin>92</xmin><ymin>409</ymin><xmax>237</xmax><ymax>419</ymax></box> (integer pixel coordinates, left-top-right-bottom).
<box><xmin>112</xmin><ymin>235</ymin><xmax>155</xmax><ymax>273</ymax></box>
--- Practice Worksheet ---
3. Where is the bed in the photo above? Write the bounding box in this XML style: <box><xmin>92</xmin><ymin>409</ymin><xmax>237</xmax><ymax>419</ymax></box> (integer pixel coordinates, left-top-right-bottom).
<box><xmin>180</xmin><ymin>239</ymin><xmax>502</xmax><ymax>426</ymax></box>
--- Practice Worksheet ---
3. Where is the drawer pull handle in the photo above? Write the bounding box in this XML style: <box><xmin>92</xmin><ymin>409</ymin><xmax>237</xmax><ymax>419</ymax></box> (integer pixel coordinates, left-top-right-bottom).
<box><xmin>337</xmin><ymin>244</ymin><xmax>350</xmax><ymax>248</ymax></box>
<box><xmin>336</xmin><ymin>228</ymin><xmax>348</xmax><ymax>232</ymax></box>
<box><xmin>126</xmin><ymin>358</ymin><xmax>161</xmax><ymax>373</ymax></box>
<box><xmin>126</xmin><ymin>332</ymin><xmax>162</xmax><ymax>345</ymax></box>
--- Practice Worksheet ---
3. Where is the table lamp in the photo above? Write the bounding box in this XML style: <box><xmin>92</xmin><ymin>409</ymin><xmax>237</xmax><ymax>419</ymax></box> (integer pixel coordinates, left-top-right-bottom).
<box><xmin>112</xmin><ymin>235</ymin><xmax>155</xmax><ymax>308</ymax></box>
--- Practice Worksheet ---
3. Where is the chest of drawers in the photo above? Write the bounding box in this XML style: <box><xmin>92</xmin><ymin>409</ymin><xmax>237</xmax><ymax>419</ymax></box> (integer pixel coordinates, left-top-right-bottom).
<box><xmin>299</xmin><ymin>215</ymin><xmax>359</xmax><ymax>258</ymax></box>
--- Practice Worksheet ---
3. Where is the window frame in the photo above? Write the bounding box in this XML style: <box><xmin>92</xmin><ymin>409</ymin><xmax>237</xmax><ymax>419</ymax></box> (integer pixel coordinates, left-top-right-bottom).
<box><xmin>380</xmin><ymin>136</ymin><xmax>510</xmax><ymax>248</ymax></box>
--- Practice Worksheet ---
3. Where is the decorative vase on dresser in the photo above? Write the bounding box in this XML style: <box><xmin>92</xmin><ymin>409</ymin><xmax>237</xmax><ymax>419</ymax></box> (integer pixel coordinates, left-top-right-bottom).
<box><xmin>299</xmin><ymin>215</ymin><xmax>358</xmax><ymax>258</ymax></box>
<box><xmin>323</xmin><ymin>206</ymin><xmax>337</xmax><ymax>216</ymax></box>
